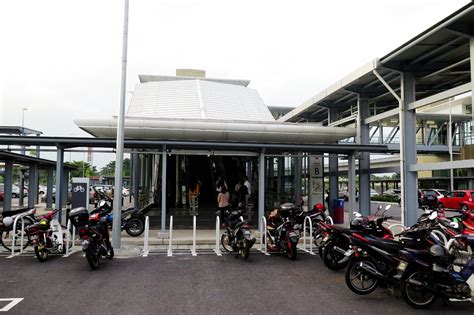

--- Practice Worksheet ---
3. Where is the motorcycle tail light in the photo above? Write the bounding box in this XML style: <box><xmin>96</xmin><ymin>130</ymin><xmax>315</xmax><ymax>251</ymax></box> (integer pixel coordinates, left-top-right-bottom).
<box><xmin>79</xmin><ymin>227</ymin><xmax>88</xmax><ymax>237</ymax></box>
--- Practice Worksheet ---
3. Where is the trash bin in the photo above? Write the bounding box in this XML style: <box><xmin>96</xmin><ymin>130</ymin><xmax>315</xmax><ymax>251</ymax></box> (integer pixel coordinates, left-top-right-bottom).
<box><xmin>332</xmin><ymin>199</ymin><xmax>344</xmax><ymax>224</ymax></box>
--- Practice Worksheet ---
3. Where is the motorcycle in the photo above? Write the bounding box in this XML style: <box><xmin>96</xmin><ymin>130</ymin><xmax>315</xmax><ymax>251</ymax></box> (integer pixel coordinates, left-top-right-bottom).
<box><xmin>25</xmin><ymin>209</ymin><xmax>70</xmax><ymax>262</ymax></box>
<box><xmin>344</xmin><ymin>216</ymin><xmax>441</xmax><ymax>296</ymax></box>
<box><xmin>265</xmin><ymin>204</ymin><xmax>300</xmax><ymax>260</ymax></box>
<box><xmin>91</xmin><ymin>199</ymin><xmax>146</xmax><ymax>237</ymax></box>
<box><xmin>397</xmin><ymin>234</ymin><xmax>474</xmax><ymax>309</ymax></box>
<box><xmin>321</xmin><ymin>205</ymin><xmax>394</xmax><ymax>271</ymax></box>
<box><xmin>294</xmin><ymin>202</ymin><xmax>334</xmax><ymax>251</ymax></box>
<box><xmin>69</xmin><ymin>207</ymin><xmax>114</xmax><ymax>270</ymax></box>
<box><xmin>218</xmin><ymin>206</ymin><xmax>256</xmax><ymax>259</ymax></box>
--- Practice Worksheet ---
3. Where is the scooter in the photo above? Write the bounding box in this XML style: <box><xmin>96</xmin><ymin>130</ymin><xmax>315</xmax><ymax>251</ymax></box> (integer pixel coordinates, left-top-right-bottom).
<box><xmin>219</xmin><ymin>206</ymin><xmax>256</xmax><ymax>259</ymax></box>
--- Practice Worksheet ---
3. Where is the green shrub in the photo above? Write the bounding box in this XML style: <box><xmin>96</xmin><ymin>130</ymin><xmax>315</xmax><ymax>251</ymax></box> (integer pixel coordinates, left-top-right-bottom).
<box><xmin>371</xmin><ymin>195</ymin><xmax>400</xmax><ymax>203</ymax></box>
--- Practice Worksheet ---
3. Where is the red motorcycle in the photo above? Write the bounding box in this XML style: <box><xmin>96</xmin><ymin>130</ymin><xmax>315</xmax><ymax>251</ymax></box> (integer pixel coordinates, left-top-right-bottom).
<box><xmin>25</xmin><ymin>209</ymin><xmax>70</xmax><ymax>262</ymax></box>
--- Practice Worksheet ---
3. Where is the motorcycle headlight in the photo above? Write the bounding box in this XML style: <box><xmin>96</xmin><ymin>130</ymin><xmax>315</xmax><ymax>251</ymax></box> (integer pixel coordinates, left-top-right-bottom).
<box><xmin>81</xmin><ymin>239</ymin><xmax>90</xmax><ymax>251</ymax></box>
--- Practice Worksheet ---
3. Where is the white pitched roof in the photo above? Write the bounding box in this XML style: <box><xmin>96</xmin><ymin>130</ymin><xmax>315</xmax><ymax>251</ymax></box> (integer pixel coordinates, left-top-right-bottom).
<box><xmin>126</xmin><ymin>79</ymin><xmax>275</xmax><ymax>122</ymax></box>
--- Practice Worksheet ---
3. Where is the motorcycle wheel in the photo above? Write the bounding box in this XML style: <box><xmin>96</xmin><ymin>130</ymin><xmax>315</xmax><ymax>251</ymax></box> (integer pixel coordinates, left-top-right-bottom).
<box><xmin>345</xmin><ymin>259</ymin><xmax>378</xmax><ymax>295</ymax></box>
<box><xmin>0</xmin><ymin>216</ymin><xmax>34</xmax><ymax>252</ymax></box>
<box><xmin>401</xmin><ymin>270</ymin><xmax>437</xmax><ymax>309</ymax></box>
<box><xmin>286</xmin><ymin>239</ymin><xmax>297</xmax><ymax>260</ymax></box>
<box><xmin>86</xmin><ymin>244</ymin><xmax>100</xmax><ymax>270</ymax></box>
<box><xmin>34</xmin><ymin>244</ymin><xmax>48</xmax><ymax>262</ymax></box>
<box><xmin>323</xmin><ymin>240</ymin><xmax>350</xmax><ymax>271</ymax></box>
<box><xmin>221</xmin><ymin>234</ymin><xmax>234</xmax><ymax>252</ymax></box>
<box><xmin>125</xmin><ymin>218</ymin><xmax>145</xmax><ymax>237</ymax></box>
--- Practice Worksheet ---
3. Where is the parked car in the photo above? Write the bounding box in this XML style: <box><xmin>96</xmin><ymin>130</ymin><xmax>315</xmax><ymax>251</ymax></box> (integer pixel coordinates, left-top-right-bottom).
<box><xmin>437</xmin><ymin>190</ymin><xmax>474</xmax><ymax>211</ymax></box>
<box><xmin>420</xmin><ymin>189</ymin><xmax>439</xmax><ymax>209</ymax></box>
<box><xmin>423</xmin><ymin>188</ymin><xmax>448</xmax><ymax>199</ymax></box>
<box><xmin>0</xmin><ymin>184</ymin><xmax>27</xmax><ymax>198</ymax></box>
<box><xmin>382</xmin><ymin>189</ymin><xmax>401</xmax><ymax>197</ymax></box>
<box><xmin>370</xmin><ymin>189</ymin><xmax>379</xmax><ymax>197</ymax></box>
<box><xmin>0</xmin><ymin>187</ymin><xmax>4</xmax><ymax>201</ymax></box>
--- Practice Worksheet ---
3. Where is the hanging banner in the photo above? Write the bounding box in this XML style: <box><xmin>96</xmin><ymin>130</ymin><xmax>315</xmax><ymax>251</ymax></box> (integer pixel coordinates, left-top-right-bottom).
<box><xmin>308</xmin><ymin>155</ymin><xmax>324</xmax><ymax>207</ymax></box>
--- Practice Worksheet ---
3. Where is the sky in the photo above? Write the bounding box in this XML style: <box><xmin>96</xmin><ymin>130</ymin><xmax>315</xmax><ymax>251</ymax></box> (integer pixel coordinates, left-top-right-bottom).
<box><xmin>0</xmin><ymin>0</ymin><xmax>470</xmax><ymax>168</ymax></box>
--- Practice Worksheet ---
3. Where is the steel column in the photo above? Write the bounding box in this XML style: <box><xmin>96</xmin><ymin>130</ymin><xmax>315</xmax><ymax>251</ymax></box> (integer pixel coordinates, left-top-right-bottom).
<box><xmin>294</xmin><ymin>155</ymin><xmax>301</xmax><ymax>203</ymax></box>
<box><xmin>258</xmin><ymin>150</ymin><xmax>265</xmax><ymax>233</ymax></box>
<box><xmin>132</xmin><ymin>153</ymin><xmax>140</xmax><ymax>208</ymax></box>
<box><xmin>161</xmin><ymin>146</ymin><xmax>167</xmax><ymax>232</ymax></box>
<box><xmin>3</xmin><ymin>160</ymin><xmax>13</xmax><ymax>212</ymax></box>
<box><xmin>328</xmin><ymin>154</ymin><xmax>338</xmax><ymax>216</ymax></box>
<box><xmin>27</xmin><ymin>164</ymin><xmax>38</xmax><ymax>208</ymax></box>
<box><xmin>55</xmin><ymin>148</ymin><xmax>64</xmax><ymax>211</ymax></box>
<box><xmin>357</xmin><ymin>97</ymin><xmax>371</xmax><ymax>216</ymax></box>
<box><xmin>19</xmin><ymin>170</ymin><xmax>25</xmax><ymax>207</ymax></box>
<box><xmin>348</xmin><ymin>154</ymin><xmax>356</xmax><ymax>220</ymax></box>
<box><xmin>46</xmin><ymin>167</ymin><xmax>53</xmax><ymax>209</ymax></box>
<box><xmin>400</xmin><ymin>73</ymin><xmax>418</xmax><ymax>227</ymax></box>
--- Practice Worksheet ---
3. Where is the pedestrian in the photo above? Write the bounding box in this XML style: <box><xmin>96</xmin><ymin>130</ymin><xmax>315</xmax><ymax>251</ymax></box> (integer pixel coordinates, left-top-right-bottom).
<box><xmin>243</xmin><ymin>175</ymin><xmax>251</xmax><ymax>195</ymax></box>
<box><xmin>217</xmin><ymin>186</ymin><xmax>230</xmax><ymax>211</ymax></box>
<box><xmin>215</xmin><ymin>176</ymin><xmax>227</xmax><ymax>195</ymax></box>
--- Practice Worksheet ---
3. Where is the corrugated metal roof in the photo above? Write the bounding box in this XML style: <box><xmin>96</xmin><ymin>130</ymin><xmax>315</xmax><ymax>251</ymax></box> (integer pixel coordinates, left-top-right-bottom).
<box><xmin>127</xmin><ymin>79</ymin><xmax>275</xmax><ymax>122</ymax></box>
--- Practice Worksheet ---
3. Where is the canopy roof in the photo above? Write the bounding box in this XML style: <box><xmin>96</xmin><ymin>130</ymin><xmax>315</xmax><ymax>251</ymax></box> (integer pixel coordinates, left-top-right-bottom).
<box><xmin>280</xmin><ymin>2</ymin><xmax>474</xmax><ymax>124</ymax></box>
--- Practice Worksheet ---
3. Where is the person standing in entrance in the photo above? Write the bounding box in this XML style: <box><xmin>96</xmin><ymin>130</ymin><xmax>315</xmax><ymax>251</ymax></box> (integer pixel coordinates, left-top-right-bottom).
<box><xmin>215</xmin><ymin>176</ymin><xmax>227</xmax><ymax>196</ymax></box>
<box><xmin>243</xmin><ymin>175</ymin><xmax>251</xmax><ymax>195</ymax></box>
<box><xmin>217</xmin><ymin>186</ymin><xmax>230</xmax><ymax>212</ymax></box>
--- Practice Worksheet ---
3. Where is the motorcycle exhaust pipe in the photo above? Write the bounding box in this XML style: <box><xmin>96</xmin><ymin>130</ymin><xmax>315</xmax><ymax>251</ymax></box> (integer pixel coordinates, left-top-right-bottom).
<box><xmin>406</xmin><ymin>278</ymin><xmax>442</xmax><ymax>296</ymax></box>
<box><xmin>358</xmin><ymin>262</ymin><xmax>386</xmax><ymax>279</ymax></box>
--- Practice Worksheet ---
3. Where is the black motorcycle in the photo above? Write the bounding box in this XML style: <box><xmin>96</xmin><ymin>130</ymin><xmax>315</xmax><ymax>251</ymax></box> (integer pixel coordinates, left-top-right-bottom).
<box><xmin>69</xmin><ymin>207</ymin><xmax>114</xmax><ymax>270</ymax></box>
<box><xmin>219</xmin><ymin>207</ymin><xmax>256</xmax><ymax>259</ymax></box>
<box><xmin>321</xmin><ymin>205</ymin><xmax>394</xmax><ymax>271</ymax></box>
<box><xmin>91</xmin><ymin>199</ymin><xmax>146</xmax><ymax>237</ymax></box>
<box><xmin>397</xmin><ymin>234</ymin><xmax>474</xmax><ymax>309</ymax></box>
<box><xmin>265</xmin><ymin>205</ymin><xmax>300</xmax><ymax>260</ymax></box>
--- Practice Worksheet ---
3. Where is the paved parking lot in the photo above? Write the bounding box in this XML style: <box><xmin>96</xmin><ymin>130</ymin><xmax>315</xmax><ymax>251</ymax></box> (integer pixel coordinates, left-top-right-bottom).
<box><xmin>0</xmin><ymin>251</ymin><xmax>472</xmax><ymax>314</ymax></box>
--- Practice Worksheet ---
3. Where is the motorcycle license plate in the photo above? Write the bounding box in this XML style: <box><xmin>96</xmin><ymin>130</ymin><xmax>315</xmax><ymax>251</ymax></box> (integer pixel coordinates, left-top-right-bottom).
<box><xmin>397</xmin><ymin>261</ymin><xmax>408</xmax><ymax>272</ymax></box>
<box><xmin>344</xmin><ymin>249</ymin><xmax>354</xmax><ymax>257</ymax></box>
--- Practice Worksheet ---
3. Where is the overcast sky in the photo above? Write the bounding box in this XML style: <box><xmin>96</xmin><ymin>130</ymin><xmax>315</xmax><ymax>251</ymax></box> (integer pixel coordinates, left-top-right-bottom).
<box><xmin>0</xmin><ymin>0</ymin><xmax>469</xmax><ymax>168</ymax></box>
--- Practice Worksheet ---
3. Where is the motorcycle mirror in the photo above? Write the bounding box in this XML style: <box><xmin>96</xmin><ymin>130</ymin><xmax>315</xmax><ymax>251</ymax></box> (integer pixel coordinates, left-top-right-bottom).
<box><xmin>99</xmin><ymin>200</ymin><xmax>106</xmax><ymax>208</ymax></box>
<box><xmin>385</xmin><ymin>205</ymin><xmax>391</xmax><ymax>211</ymax></box>
<box><xmin>450</xmin><ymin>221</ymin><xmax>459</xmax><ymax>229</ymax></box>
<box><xmin>353</xmin><ymin>212</ymin><xmax>362</xmax><ymax>218</ymax></box>
<box><xmin>429</xmin><ymin>211</ymin><xmax>438</xmax><ymax>220</ymax></box>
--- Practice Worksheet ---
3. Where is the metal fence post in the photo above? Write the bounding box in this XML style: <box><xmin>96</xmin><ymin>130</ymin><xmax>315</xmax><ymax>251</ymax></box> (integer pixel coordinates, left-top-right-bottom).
<box><xmin>167</xmin><ymin>216</ymin><xmax>173</xmax><ymax>257</ymax></box>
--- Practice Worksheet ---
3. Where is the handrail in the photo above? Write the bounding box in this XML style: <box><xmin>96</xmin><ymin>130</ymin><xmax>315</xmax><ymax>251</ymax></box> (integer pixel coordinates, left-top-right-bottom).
<box><xmin>8</xmin><ymin>212</ymin><xmax>29</xmax><ymax>258</ymax></box>
<box><xmin>167</xmin><ymin>216</ymin><xmax>173</xmax><ymax>257</ymax></box>
<box><xmin>259</xmin><ymin>216</ymin><xmax>269</xmax><ymax>255</ymax></box>
<box><xmin>191</xmin><ymin>215</ymin><xmax>197</xmax><ymax>256</ymax></box>
<box><xmin>142</xmin><ymin>216</ymin><xmax>150</xmax><ymax>257</ymax></box>
<box><xmin>302</xmin><ymin>216</ymin><xmax>315</xmax><ymax>255</ymax></box>
<box><xmin>214</xmin><ymin>216</ymin><xmax>222</xmax><ymax>256</ymax></box>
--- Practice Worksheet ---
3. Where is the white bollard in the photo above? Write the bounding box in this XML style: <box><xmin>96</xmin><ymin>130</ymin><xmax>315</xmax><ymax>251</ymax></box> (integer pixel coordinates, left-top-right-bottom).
<box><xmin>214</xmin><ymin>216</ymin><xmax>222</xmax><ymax>256</ymax></box>
<box><xmin>65</xmin><ymin>220</ymin><xmax>72</xmax><ymax>257</ymax></box>
<box><xmin>259</xmin><ymin>216</ymin><xmax>269</xmax><ymax>255</ymax></box>
<box><xmin>302</xmin><ymin>216</ymin><xmax>315</xmax><ymax>255</ymax></box>
<box><xmin>142</xmin><ymin>216</ymin><xmax>150</xmax><ymax>257</ymax></box>
<box><xmin>191</xmin><ymin>215</ymin><xmax>197</xmax><ymax>256</ymax></box>
<box><xmin>167</xmin><ymin>216</ymin><xmax>173</xmax><ymax>257</ymax></box>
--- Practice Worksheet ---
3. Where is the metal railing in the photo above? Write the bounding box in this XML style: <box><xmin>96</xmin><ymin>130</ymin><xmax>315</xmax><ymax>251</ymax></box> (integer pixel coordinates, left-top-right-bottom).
<box><xmin>191</xmin><ymin>215</ymin><xmax>197</xmax><ymax>256</ymax></box>
<box><xmin>167</xmin><ymin>216</ymin><xmax>173</xmax><ymax>257</ymax></box>
<box><xmin>7</xmin><ymin>212</ymin><xmax>29</xmax><ymax>258</ymax></box>
<box><xmin>214</xmin><ymin>216</ymin><xmax>222</xmax><ymax>256</ymax></box>
<box><xmin>259</xmin><ymin>216</ymin><xmax>269</xmax><ymax>255</ymax></box>
<box><xmin>142</xmin><ymin>216</ymin><xmax>150</xmax><ymax>257</ymax></box>
<box><xmin>64</xmin><ymin>220</ymin><xmax>77</xmax><ymax>257</ymax></box>
<box><xmin>301</xmin><ymin>216</ymin><xmax>315</xmax><ymax>255</ymax></box>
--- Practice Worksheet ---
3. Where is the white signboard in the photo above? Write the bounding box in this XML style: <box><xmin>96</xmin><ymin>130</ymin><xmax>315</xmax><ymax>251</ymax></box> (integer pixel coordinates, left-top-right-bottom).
<box><xmin>309</xmin><ymin>155</ymin><xmax>324</xmax><ymax>207</ymax></box>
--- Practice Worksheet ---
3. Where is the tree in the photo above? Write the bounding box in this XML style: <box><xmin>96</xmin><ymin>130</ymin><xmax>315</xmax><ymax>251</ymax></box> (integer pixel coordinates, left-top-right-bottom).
<box><xmin>100</xmin><ymin>158</ymin><xmax>130</xmax><ymax>177</ymax></box>
<box><xmin>67</xmin><ymin>161</ymin><xmax>99</xmax><ymax>178</ymax></box>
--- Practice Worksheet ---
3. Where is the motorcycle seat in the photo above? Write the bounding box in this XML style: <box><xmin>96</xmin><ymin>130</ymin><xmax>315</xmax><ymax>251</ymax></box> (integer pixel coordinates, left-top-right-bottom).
<box><xmin>404</xmin><ymin>248</ymin><xmax>430</xmax><ymax>257</ymax></box>
<box><xmin>334</xmin><ymin>226</ymin><xmax>352</xmax><ymax>235</ymax></box>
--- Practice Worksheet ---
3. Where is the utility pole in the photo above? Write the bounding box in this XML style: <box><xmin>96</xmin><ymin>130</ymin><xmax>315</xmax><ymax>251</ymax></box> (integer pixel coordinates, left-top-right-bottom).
<box><xmin>112</xmin><ymin>0</ymin><xmax>129</xmax><ymax>249</ymax></box>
